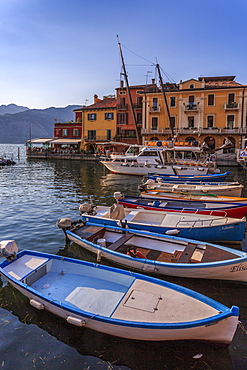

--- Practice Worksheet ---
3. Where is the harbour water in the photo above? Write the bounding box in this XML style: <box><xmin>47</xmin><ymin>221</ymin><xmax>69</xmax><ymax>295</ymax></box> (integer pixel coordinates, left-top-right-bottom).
<box><xmin>1</xmin><ymin>144</ymin><xmax>247</xmax><ymax>369</ymax></box>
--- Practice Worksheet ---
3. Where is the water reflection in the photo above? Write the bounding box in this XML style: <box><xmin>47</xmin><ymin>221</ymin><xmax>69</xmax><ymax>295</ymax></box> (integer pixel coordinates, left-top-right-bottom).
<box><xmin>1</xmin><ymin>145</ymin><xmax>247</xmax><ymax>369</ymax></box>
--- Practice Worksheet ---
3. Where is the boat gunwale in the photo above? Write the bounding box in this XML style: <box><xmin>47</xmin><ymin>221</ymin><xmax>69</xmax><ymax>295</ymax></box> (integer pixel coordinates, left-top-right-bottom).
<box><xmin>0</xmin><ymin>249</ymin><xmax>239</xmax><ymax>330</ymax></box>
<box><xmin>66</xmin><ymin>224</ymin><xmax>247</xmax><ymax>270</ymax></box>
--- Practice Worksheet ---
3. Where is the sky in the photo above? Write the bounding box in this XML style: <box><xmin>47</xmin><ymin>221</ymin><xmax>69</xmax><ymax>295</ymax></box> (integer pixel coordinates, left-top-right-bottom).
<box><xmin>0</xmin><ymin>0</ymin><xmax>247</xmax><ymax>109</ymax></box>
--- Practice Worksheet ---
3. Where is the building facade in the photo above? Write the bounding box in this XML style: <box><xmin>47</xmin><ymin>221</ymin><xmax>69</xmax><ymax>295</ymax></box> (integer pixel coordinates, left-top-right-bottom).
<box><xmin>74</xmin><ymin>94</ymin><xmax>116</xmax><ymax>151</ymax></box>
<box><xmin>141</xmin><ymin>76</ymin><xmax>247</xmax><ymax>151</ymax></box>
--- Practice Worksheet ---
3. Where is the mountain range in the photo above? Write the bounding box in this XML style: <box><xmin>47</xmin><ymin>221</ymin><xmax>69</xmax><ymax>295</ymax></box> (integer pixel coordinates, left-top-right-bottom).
<box><xmin>0</xmin><ymin>104</ymin><xmax>81</xmax><ymax>144</ymax></box>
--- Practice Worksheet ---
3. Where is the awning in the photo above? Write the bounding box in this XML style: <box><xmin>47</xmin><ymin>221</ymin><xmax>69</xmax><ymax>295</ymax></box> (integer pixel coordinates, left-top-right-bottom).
<box><xmin>26</xmin><ymin>138</ymin><xmax>54</xmax><ymax>144</ymax></box>
<box><xmin>49</xmin><ymin>138</ymin><xmax>81</xmax><ymax>144</ymax></box>
<box><xmin>95</xmin><ymin>141</ymin><xmax>132</xmax><ymax>146</ymax></box>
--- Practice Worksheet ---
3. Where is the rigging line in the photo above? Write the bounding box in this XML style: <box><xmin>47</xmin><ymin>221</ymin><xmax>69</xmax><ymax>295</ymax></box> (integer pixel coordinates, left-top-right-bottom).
<box><xmin>125</xmin><ymin>64</ymin><xmax>154</xmax><ymax>67</ymax></box>
<box><xmin>121</xmin><ymin>43</ymin><xmax>155</xmax><ymax>66</ymax></box>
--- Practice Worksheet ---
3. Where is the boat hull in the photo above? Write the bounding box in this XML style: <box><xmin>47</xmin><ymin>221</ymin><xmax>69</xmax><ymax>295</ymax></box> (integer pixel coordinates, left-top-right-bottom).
<box><xmin>147</xmin><ymin>172</ymin><xmax>230</xmax><ymax>182</ymax></box>
<box><xmin>117</xmin><ymin>197</ymin><xmax>247</xmax><ymax>219</ymax></box>
<box><xmin>81</xmin><ymin>214</ymin><xmax>246</xmax><ymax>243</ymax></box>
<box><xmin>101</xmin><ymin>161</ymin><xmax>210</xmax><ymax>176</ymax></box>
<box><xmin>67</xmin><ymin>229</ymin><xmax>247</xmax><ymax>282</ymax></box>
<box><xmin>0</xmin><ymin>250</ymin><xmax>239</xmax><ymax>344</ymax></box>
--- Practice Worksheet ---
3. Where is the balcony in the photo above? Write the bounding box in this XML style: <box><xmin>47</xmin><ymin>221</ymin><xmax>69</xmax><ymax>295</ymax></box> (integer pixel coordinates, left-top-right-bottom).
<box><xmin>116</xmin><ymin>104</ymin><xmax>128</xmax><ymax>110</ymax></box>
<box><xmin>224</xmin><ymin>102</ymin><xmax>239</xmax><ymax>111</ymax></box>
<box><xmin>184</xmin><ymin>104</ymin><xmax>199</xmax><ymax>112</ymax></box>
<box><xmin>133</xmin><ymin>104</ymin><xmax>142</xmax><ymax>109</ymax></box>
<box><xmin>149</xmin><ymin>106</ymin><xmax>160</xmax><ymax>113</ymax></box>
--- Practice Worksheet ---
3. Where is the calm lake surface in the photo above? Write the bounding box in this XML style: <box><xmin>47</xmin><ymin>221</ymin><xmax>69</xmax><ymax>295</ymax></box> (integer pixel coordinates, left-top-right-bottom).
<box><xmin>1</xmin><ymin>144</ymin><xmax>247</xmax><ymax>370</ymax></box>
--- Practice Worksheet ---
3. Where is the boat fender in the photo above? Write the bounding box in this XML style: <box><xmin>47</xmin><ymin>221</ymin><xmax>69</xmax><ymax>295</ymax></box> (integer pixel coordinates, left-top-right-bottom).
<box><xmin>165</xmin><ymin>229</ymin><xmax>180</xmax><ymax>235</ymax></box>
<box><xmin>114</xmin><ymin>192</ymin><xmax>123</xmax><ymax>201</ymax></box>
<box><xmin>67</xmin><ymin>316</ymin><xmax>85</xmax><ymax>327</ymax></box>
<box><xmin>30</xmin><ymin>299</ymin><xmax>45</xmax><ymax>310</ymax></box>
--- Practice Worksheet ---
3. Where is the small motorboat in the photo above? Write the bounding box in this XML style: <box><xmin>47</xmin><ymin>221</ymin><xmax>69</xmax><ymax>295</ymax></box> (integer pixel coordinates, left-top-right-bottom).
<box><xmin>0</xmin><ymin>240</ymin><xmax>239</xmax><ymax>344</ymax></box>
<box><xmin>114</xmin><ymin>192</ymin><xmax>247</xmax><ymax>219</ymax></box>
<box><xmin>78</xmin><ymin>203</ymin><xmax>246</xmax><ymax>243</ymax></box>
<box><xmin>147</xmin><ymin>172</ymin><xmax>230</xmax><ymax>182</ymax></box>
<box><xmin>140</xmin><ymin>189</ymin><xmax>247</xmax><ymax>204</ymax></box>
<box><xmin>57</xmin><ymin>218</ymin><xmax>247</xmax><ymax>283</ymax></box>
<box><xmin>139</xmin><ymin>180</ymin><xmax>243</xmax><ymax>197</ymax></box>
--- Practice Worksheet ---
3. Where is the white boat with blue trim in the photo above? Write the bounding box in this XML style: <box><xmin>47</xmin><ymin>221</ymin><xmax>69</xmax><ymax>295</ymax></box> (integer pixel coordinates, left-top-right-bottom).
<box><xmin>0</xmin><ymin>241</ymin><xmax>239</xmax><ymax>344</ymax></box>
<box><xmin>78</xmin><ymin>203</ymin><xmax>246</xmax><ymax>243</ymax></box>
<box><xmin>57</xmin><ymin>219</ymin><xmax>247</xmax><ymax>283</ymax></box>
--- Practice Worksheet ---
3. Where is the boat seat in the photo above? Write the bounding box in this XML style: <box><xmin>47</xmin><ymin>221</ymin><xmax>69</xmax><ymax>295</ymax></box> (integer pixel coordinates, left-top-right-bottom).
<box><xmin>176</xmin><ymin>243</ymin><xmax>197</xmax><ymax>263</ymax></box>
<box><xmin>124</xmin><ymin>211</ymin><xmax>139</xmax><ymax>222</ymax></box>
<box><xmin>75</xmin><ymin>226</ymin><xmax>105</xmax><ymax>242</ymax></box>
<box><xmin>108</xmin><ymin>233</ymin><xmax>133</xmax><ymax>251</ymax></box>
<box><xmin>146</xmin><ymin>250</ymin><xmax>162</xmax><ymax>260</ymax></box>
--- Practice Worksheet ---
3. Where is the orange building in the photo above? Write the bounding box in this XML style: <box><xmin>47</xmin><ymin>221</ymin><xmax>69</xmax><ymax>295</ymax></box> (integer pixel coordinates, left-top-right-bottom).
<box><xmin>141</xmin><ymin>76</ymin><xmax>247</xmax><ymax>151</ymax></box>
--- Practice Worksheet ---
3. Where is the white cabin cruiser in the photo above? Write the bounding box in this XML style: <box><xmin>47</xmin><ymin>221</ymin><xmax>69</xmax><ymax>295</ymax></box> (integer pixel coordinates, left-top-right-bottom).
<box><xmin>101</xmin><ymin>141</ymin><xmax>218</xmax><ymax>176</ymax></box>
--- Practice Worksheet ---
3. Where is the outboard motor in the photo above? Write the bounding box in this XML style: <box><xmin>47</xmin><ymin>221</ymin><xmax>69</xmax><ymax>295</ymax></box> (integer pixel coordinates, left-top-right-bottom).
<box><xmin>114</xmin><ymin>192</ymin><xmax>123</xmax><ymax>201</ymax></box>
<box><xmin>0</xmin><ymin>240</ymin><xmax>18</xmax><ymax>260</ymax></box>
<box><xmin>78</xmin><ymin>202</ymin><xmax>97</xmax><ymax>215</ymax></box>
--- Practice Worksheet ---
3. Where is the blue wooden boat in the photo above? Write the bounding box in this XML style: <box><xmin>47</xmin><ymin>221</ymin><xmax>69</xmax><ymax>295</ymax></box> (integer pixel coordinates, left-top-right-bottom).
<box><xmin>56</xmin><ymin>219</ymin><xmax>247</xmax><ymax>282</ymax></box>
<box><xmin>0</xmin><ymin>241</ymin><xmax>239</xmax><ymax>344</ymax></box>
<box><xmin>147</xmin><ymin>172</ymin><xmax>230</xmax><ymax>182</ymax></box>
<box><xmin>79</xmin><ymin>203</ymin><xmax>246</xmax><ymax>243</ymax></box>
<box><xmin>114</xmin><ymin>193</ymin><xmax>247</xmax><ymax>219</ymax></box>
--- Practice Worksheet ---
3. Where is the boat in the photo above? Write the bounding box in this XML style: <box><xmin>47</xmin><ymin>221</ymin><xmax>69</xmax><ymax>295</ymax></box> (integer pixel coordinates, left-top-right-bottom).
<box><xmin>78</xmin><ymin>203</ymin><xmax>246</xmax><ymax>243</ymax></box>
<box><xmin>0</xmin><ymin>154</ymin><xmax>16</xmax><ymax>166</ymax></box>
<box><xmin>101</xmin><ymin>141</ymin><xmax>219</xmax><ymax>176</ymax></box>
<box><xmin>114</xmin><ymin>192</ymin><xmax>247</xmax><ymax>219</ymax></box>
<box><xmin>0</xmin><ymin>241</ymin><xmax>239</xmax><ymax>344</ymax></box>
<box><xmin>139</xmin><ymin>180</ymin><xmax>243</xmax><ymax>197</ymax></box>
<box><xmin>147</xmin><ymin>172</ymin><xmax>230</xmax><ymax>183</ymax></box>
<box><xmin>140</xmin><ymin>189</ymin><xmax>247</xmax><ymax>203</ymax></box>
<box><xmin>56</xmin><ymin>218</ymin><xmax>247</xmax><ymax>283</ymax></box>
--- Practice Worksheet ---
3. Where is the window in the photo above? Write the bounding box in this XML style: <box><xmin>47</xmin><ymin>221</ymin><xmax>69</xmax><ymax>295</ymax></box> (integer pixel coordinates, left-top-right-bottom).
<box><xmin>170</xmin><ymin>97</ymin><xmax>176</xmax><ymax>107</ymax></box>
<box><xmin>188</xmin><ymin>96</ymin><xmax>194</xmax><ymax>105</ymax></box>
<box><xmin>105</xmin><ymin>112</ymin><xmax>114</xmax><ymax>120</ymax></box>
<box><xmin>170</xmin><ymin>116</ymin><xmax>175</xmax><ymax>129</ymax></box>
<box><xmin>136</xmin><ymin>96</ymin><xmax>142</xmax><ymax>106</ymax></box>
<box><xmin>151</xmin><ymin>117</ymin><xmax>158</xmax><ymax>130</ymax></box>
<box><xmin>120</xmin><ymin>97</ymin><xmax>126</xmax><ymax>106</ymax></box>
<box><xmin>72</xmin><ymin>129</ymin><xmax>80</xmax><ymax>136</ymax></box>
<box><xmin>88</xmin><ymin>130</ymin><xmax>96</xmax><ymax>140</ymax></box>
<box><xmin>137</xmin><ymin>112</ymin><xmax>142</xmax><ymax>124</ymax></box>
<box><xmin>62</xmin><ymin>129</ymin><xmax>68</xmax><ymax>136</ymax></box>
<box><xmin>228</xmin><ymin>93</ymin><xmax>235</xmax><ymax>104</ymax></box>
<box><xmin>208</xmin><ymin>94</ymin><xmax>214</xmax><ymax>106</ymax></box>
<box><xmin>88</xmin><ymin>113</ymin><xmax>96</xmax><ymax>121</ymax></box>
<box><xmin>106</xmin><ymin>130</ymin><xmax>111</xmax><ymax>140</ymax></box>
<box><xmin>190</xmin><ymin>84</ymin><xmax>195</xmax><ymax>89</ymax></box>
<box><xmin>188</xmin><ymin>116</ymin><xmax>194</xmax><ymax>128</ymax></box>
<box><xmin>118</xmin><ymin>112</ymin><xmax>128</xmax><ymax>125</ymax></box>
<box><xmin>152</xmin><ymin>98</ymin><xmax>158</xmax><ymax>110</ymax></box>
<box><xmin>207</xmin><ymin>116</ymin><xmax>214</xmax><ymax>128</ymax></box>
<box><xmin>227</xmin><ymin>115</ymin><xmax>234</xmax><ymax>129</ymax></box>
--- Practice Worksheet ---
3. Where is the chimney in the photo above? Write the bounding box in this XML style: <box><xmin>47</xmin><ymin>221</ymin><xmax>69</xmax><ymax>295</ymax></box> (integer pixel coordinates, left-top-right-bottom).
<box><xmin>120</xmin><ymin>80</ymin><xmax>124</xmax><ymax>88</ymax></box>
<box><xmin>94</xmin><ymin>94</ymin><xmax>101</xmax><ymax>103</ymax></box>
<box><xmin>152</xmin><ymin>78</ymin><xmax>155</xmax><ymax>84</ymax></box>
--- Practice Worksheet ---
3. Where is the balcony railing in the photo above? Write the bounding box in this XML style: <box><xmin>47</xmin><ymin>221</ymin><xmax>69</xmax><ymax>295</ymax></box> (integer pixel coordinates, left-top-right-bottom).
<box><xmin>149</xmin><ymin>106</ymin><xmax>160</xmax><ymax>113</ymax></box>
<box><xmin>184</xmin><ymin>104</ymin><xmax>199</xmax><ymax>112</ymax></box>
<box><xmin>116</xmin><ymin>104</ymin><xmax>128</xmax><ymax>110</ymax></box>
<box><xmin>133</xmin><ymin>104</ymin><xmax>142</xmax><ymax>109</ymax></box>
<box><xmin>224</xmin><ymin>103</ymin><xmax>239</xmax><ymax>110</ymax></box>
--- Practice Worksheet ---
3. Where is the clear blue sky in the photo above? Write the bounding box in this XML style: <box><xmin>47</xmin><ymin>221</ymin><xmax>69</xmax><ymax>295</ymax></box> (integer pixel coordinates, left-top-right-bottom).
<box><xmin>0</xmin><ymin>0</ymin><xmax>247</xmax><ymax>109</ymax></box>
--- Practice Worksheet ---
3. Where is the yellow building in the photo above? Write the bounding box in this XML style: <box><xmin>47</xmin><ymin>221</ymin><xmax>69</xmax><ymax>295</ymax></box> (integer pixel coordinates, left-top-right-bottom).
<box><xmin>142</xmin><ymin>76</ymin><xmax>247</xmax><ymax>151</ymax></box>
<box><xmin>74</xmin><ymin>94</ymin><xmax>116</xmax><ymax>152</ymax></box>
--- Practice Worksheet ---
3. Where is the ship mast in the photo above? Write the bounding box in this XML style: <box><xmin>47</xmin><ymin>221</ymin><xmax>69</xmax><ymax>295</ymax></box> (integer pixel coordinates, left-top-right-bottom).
<box><xmin>156</xmin><ymin>63</ymin><xmax>175</xmax><ymax>138</ymax></box>
<box><xmin>117</xmin><ymin>37</ymin><xmax>142</xmax><ymax>145</ymax></box>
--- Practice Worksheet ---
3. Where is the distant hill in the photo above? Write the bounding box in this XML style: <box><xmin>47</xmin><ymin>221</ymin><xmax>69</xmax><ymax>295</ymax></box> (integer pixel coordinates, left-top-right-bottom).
<box><xmin>0</xmin><ymin>103</ymin><xmax>29</xmax><ymax>115</ymax></box>
<box><xmin>0</xmin><ymin>105</ymin><xmax>81</xmax><ymax>143</ymax></box>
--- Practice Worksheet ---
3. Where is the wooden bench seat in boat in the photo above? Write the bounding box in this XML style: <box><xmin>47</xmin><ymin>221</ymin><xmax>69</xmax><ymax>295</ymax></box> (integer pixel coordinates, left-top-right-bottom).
<box><xmin>74</xmin><ymin>225</ymin><xmax>105</xmax><ymax>242</ymax></box>
<box><xmin>108</xmin><ymin>233</ymin><xmax>133</xmax><ymax>251</ymax></box>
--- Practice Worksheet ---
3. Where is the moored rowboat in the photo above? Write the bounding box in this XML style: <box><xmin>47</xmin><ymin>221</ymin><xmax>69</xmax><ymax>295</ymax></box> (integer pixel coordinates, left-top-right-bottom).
<box><xmin>0</xmin><ymin>242</ymin><xmax>239</xmax><ymax>344</ymax></box>
<box><xmin>56</xmin><ymin>219</ymin><xmax>247</xmax><ymax>283</ymax></box>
